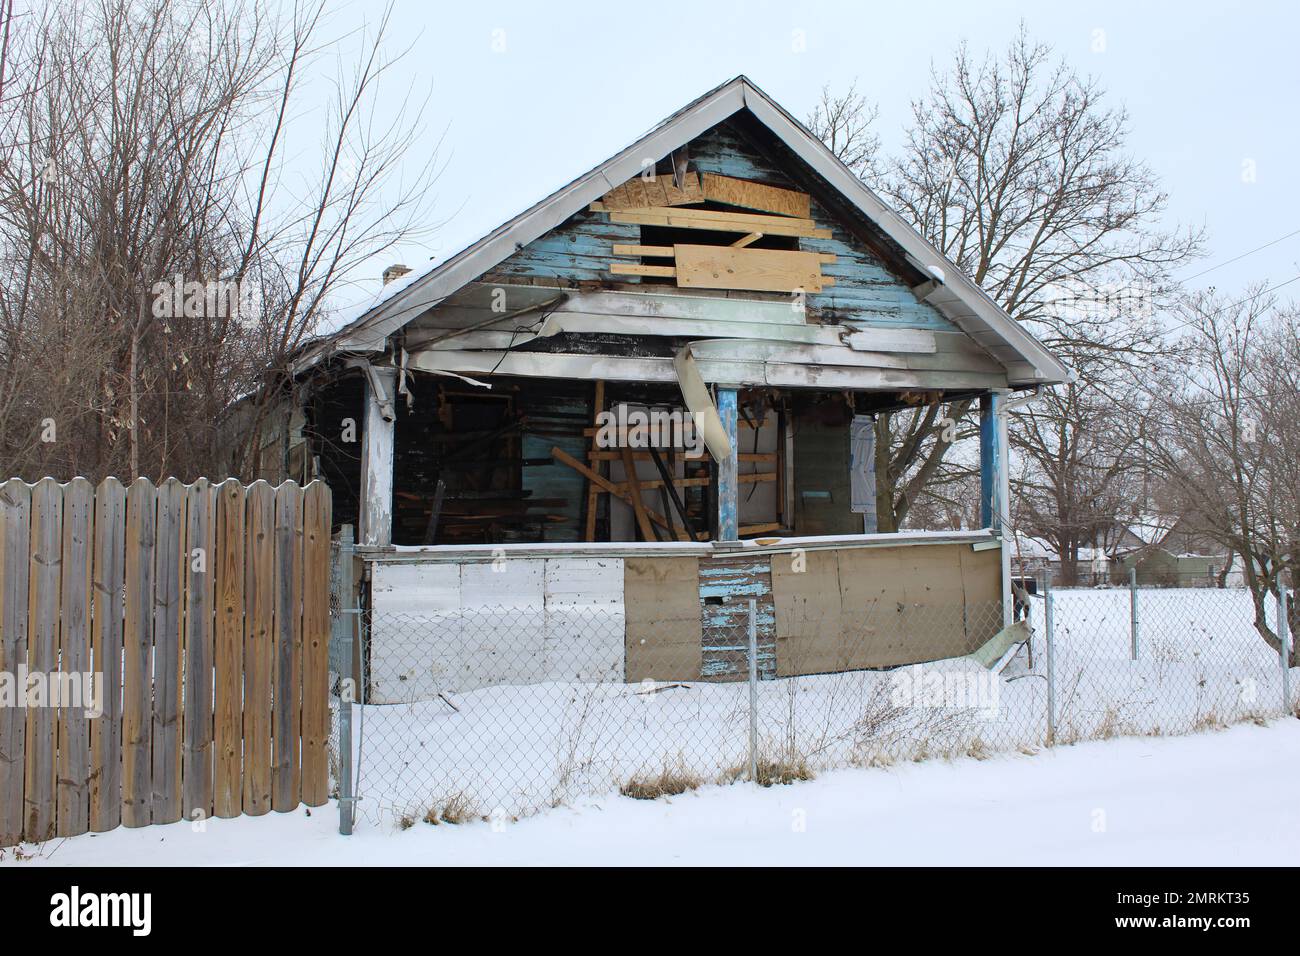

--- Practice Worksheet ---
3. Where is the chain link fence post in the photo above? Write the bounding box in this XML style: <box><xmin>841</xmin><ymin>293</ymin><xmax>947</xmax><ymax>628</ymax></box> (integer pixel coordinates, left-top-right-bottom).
<box><xmin>747</xmin><ymin>597</ymin><xmax>759</xmax><ymax>783</ymax></box>
<box><xmin>1280</xmin><ymin>585</ymin><xmax>1291</xmax><ymax>716</ymax></box>
<box><xmin>335</xmin><ymin>527</ymin><xmax>356</xmax><ymax>836</ymax></box>
<box><xmin>1044</xmin><ymin>569</ymin><xmax>1056</xmax><ymax>745</ymax></box>
<box><xmin>1129</xmin><ymin>566</ymin><xmax>1139</xmax><ymax>660</ymax></box>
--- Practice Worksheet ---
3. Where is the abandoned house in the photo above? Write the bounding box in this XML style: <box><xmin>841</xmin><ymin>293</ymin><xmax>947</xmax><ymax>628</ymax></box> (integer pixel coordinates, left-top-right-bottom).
<box><xmin>247</xmin><ymin>76</ymin><xmax>1071</xmax><ymax>698</ymax></box>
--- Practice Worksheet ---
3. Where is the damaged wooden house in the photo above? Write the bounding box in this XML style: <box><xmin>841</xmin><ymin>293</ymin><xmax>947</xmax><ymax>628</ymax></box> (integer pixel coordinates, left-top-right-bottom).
<box><xmin>257</xmin><ymin>76</ymin><xmax>1071</xmax><ymax>697</ymax></box>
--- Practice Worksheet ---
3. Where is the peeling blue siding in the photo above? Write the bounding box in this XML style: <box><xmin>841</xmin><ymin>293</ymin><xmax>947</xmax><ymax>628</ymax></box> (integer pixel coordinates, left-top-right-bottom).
<box><xmin>487</xmin><ymin>120</ymin><xmax>959</xmax><ymax>333</ymax></box>
<box><xmin>698</xmin><ymin>555</ymin><xmax>776</xmax><ymax>679</ymax></box>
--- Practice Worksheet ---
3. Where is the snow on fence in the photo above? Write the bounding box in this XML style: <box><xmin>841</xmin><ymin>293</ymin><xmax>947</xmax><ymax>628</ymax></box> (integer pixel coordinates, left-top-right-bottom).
<box><xmin>334</xmin><ymin>586</ymin><xmax>1297</xmax><ymax>827</ymax></box>
<box><xmin>0</xmin><ymin>477</ymin><xmax>333</xmax><ymax>847</ymax></box>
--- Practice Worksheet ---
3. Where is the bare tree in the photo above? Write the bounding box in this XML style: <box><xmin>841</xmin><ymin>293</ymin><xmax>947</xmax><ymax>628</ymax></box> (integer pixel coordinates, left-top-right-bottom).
<box><xmin>1146</xmin><ymin>289</ymin><xmax>1299</xmax><ymax>662</ymax></box>
<box><xmin>806</xmin><ymin>80</ymin><xmax>879</xmax><ymax>181</ymax></box>
<box><xmin>810</xmin><ymin>29</ymin><xmax>1202</xmax><ymax>547</ymax></box>
<box><xmin>0</xmin><ymin>0</ymin><xmax>439</xmax><ymax>482</ymax></box>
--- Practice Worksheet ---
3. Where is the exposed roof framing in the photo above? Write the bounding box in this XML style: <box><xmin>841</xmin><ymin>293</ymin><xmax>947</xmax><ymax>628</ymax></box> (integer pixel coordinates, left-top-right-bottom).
<box><xmin>295</xmin><ymin>76</ymin><xmax>1071</xmax><ymax>387</ymax></box>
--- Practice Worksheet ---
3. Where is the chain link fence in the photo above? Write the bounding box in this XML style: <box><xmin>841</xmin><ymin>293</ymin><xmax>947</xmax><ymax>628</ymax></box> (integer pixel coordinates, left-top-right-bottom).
<box><xmin>325</xmin><ymin>573</ymin><xmax>1296</xmax><ymax>831</ymax></box>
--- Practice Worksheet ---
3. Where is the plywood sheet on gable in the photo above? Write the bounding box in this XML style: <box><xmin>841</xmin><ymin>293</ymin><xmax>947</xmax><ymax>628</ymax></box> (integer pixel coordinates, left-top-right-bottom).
<box><xmin>675</xmin><ymin>245</ymin><xmax>827</xmax><ymax>294</ymax></box>
<box><xmin>700</xmin><ymin>172</ymin><xmax>810</xmax><ymax>218</ymax></box>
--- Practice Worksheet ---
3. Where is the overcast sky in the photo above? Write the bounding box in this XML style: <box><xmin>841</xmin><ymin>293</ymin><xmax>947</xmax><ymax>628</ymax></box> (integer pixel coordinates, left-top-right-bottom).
<box><xmin>316</xmin><ymin>0</ymin><xmax>1300</xmax><ymax>314</ymax></box>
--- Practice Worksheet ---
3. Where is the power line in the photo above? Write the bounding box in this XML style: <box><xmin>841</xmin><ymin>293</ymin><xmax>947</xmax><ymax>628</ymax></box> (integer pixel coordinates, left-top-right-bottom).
<box><xmin>1181</xmin><ymin>226</ymin><xmax>1300</xmax><ymax>283</ymax></box>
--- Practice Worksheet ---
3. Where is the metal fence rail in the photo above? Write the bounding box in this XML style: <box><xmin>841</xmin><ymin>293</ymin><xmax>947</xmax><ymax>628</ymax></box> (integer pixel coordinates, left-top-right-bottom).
<box><xmin>326</xmin><ymin>582</ymin><xmax>1296</xmax><ymax>832</ymax></box>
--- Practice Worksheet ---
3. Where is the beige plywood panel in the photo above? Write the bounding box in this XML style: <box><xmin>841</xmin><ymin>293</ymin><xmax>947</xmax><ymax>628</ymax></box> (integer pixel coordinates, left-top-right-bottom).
<box><xmin>624</xmin><ymin>556</ymin><xmax>702</xmax><ymax>683</ymax></box>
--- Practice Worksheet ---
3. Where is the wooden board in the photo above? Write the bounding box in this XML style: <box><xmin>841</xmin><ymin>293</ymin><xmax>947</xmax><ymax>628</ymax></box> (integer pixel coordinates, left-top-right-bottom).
<box><xmin>24</xmin><ymin>478</ymin><xmax>61</xmax><ymax>842</ymax></box>
<box><xmin>0</xmin><ymin>479</ymin><xmax>31</xmax><ymax>846</ymax></box>
<box><xmin>700</xmin><ymin>172</ymin><xmax>811</xmax><ymax>218</ymax></box>
<box><xmin>271</xmin><ymin>482</ymin><xmax>303</xmax><ymax>812</ymax></box>
<box><xmin>122</xmin><ymin>478</ymin><xmax>155</xmax><ymax>827</ymax></box>
<box><xmin>56</xmin><ymin>477</ymin><xmax>92</xmax><ymax>837</ymax></box>
<box><xmin>603</xmin><ymin>205</ymin><xmax>832</xmax><ymax>239</ymax></box>
<box><xmin>624</xmin><ymin>557</ymin><xmax>703</xmax><ymax>683</ymax></box>
<box><xmin>771</xmin><ymin>549</ymin><xmax>845</xmax><ymax>677</ymax></box>
<box><xmin>212</xmin><ymin>479</ymin><xmax>246</xmax><ymax>817</ymax></box>
<box><xmin>299</xmin><ymin>482</ymin><xmax>332</xmax><ymax>806</ymax></box>
<box><xmin>599</xmin><ymin>172</ymin><xmax>703</xmax><ymax>210</ymax></box>
<box><xmin>182</xmin><ymin>480</ymin><xmax>214</xmax><ymax>822</ymax></box>
<box><xmin>243</xmin><ymin>481</ymin><xmax>274</xmax><ymax>815</ymax></box>
<box><xmin>674</xmin><ymin>245</ymin><xmax>827</xmax><ymax>294</ymax></box>
<box><xmin>89</xmin><ymin>478</ymin><xmax>125</xmax><ymax>832</ymax></box>
<box><xmin>151</xmin><ymin>478</ymin><xmax>185</xmax><ymax>824</ymax></box>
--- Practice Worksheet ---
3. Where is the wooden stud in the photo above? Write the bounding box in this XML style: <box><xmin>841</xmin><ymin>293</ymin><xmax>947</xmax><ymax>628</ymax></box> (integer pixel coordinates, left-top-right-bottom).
<box><xmin>731</xmin><ymin>232</ymin><xmax>763</xmax><ymax>248</ymax></box>
<box><xmin>620</xmin><ymin>447</ymin><xmax>657</xmax><ymax>542</ymax></box>
<box><xmin>583</xmin><ymin>381</ymin><xmax>605</xmax><ymax>542</ymax></box>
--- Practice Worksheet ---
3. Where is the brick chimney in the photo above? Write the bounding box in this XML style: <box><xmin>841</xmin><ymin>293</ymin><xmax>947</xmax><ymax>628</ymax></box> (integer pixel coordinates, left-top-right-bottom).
<box><xmin>382</xmin><ymin>263</ymin><xmax>412</xmax><ymax>285</ymax></box>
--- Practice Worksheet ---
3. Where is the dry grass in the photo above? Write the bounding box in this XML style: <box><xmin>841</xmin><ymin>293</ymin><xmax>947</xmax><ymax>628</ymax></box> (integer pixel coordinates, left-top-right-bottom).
<box><xmin>754</xmin><ymin>753</ymin><xmax>814</xmax><ymax>787</ymax></box>
<box><xmin>424</xmin><ymin>790</ymin><xmax>477</xmax><ymax>825</ymax></box>
<box><xmin>620</xmin><ymin>760</ymin><xmax>703</xmax><ymax>800</ymax></box>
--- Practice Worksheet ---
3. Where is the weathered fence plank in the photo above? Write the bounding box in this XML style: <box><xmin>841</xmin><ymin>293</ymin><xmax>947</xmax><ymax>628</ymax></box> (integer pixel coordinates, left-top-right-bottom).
<box><xmin>213</xmin><ymin>479</ymin><xmax>245</xmax><ymax>818</ymax></box>
<box><xmin>300</xmin><ymin>482</ymin><xmax>332</xmax><ymax>806</ymax></box>
<box><xmin>0</xmin><ymin>479</ymin><xmax>31</xmax><ymax>846</ymax></box>
<box><xmin>24</xmin><ymin>478</ymin><xmax>62</xmax><ymax>842</ymax></box>
<box><xmin>183</xmin><ymin>479</ymin><xmax>214</xmax><ymax>822</ymax></box>
<box><xmin>122</xmin><ymin>478</ymin><xmax>156</xmax><ymax>828</ymax></box>
<box><xmin>272</xmin><ymin>482</ymin><xmax>304</xmax><ymax>812</ymax></box>
<box><xmin>151</xmin><ymin>478</ymin><xmax>186</xmax><ymax>824</ymax></box>
<box><xmin>89</xmin><ymin>478</ymin><xmax>126</xmax><ymax>832</ymax></box>
<box><xmin>244</xmin><ymin>481</ymin><xmax>274</xmax><ymax>816</ymax></box>
<box><xmin>57</xmin><ymin>477</ymin><xmax>93</xmax><ymax>837</ymax></box>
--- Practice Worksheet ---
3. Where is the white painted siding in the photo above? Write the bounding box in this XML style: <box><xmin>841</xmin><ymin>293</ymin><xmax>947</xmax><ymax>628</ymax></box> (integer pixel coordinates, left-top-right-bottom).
<box><xmin>369</xmin><ymin>557</ymin><xmax>627</xmax><ymax>700</ymax></box>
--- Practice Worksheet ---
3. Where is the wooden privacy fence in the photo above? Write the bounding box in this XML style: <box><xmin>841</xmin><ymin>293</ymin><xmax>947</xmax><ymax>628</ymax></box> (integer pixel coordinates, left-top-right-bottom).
<box><xmin>0</xmin><ymin>477</ymin><xmax>332</xmax><ymax>847</ymax></box>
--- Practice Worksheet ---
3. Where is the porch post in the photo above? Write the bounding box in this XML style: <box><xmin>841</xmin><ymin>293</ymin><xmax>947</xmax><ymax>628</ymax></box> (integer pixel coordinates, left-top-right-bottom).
<box><xmin>359</xmin><ymin>366</ymin><xmax>396</xmax><ymax>548</ymax></box>
<box><xmin>978</xmin><ymin>391</ymin><xmax>1006</xmax><ymax>532</ymax></box>
<box><xmin>980</xmin><ymin>390</ymin><xmax>1013</xmax><ymax>627</ymax></box>
<box><xmin>716</xmin><ymin>387</ymin><xmax>739</xmax><ymax>541</ymax></box>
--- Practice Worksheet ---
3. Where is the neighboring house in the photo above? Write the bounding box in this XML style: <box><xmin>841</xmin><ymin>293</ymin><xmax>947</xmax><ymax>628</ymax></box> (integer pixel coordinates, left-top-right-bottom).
<box><xmin>1111</xmin><ymin>515</ymin><xmax>1230</xmax><ymax>587</ymax></box>
<box><xmin>241</xmin><ymin>77</ymin><xmax>1071</xmax><ymax>697</ymax></box>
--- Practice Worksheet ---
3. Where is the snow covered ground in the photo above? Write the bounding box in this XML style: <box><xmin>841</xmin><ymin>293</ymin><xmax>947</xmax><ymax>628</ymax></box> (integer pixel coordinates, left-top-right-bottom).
<box><xmin>343</xmin><ymin>587</ymin><xmax>1294</xmax><ymax>824</ymax></box>
<box><xmin>6</xmin><ymin>719</ymin><xmax>1298</xmax><ymax>866</ymax></box>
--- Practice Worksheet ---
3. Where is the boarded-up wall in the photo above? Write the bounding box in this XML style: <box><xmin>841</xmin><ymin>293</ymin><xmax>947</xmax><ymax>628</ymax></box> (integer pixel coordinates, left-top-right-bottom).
<box><xmin>623</xmin><ymin>556</ymin><xmax>702</xmax><ymax>683</ymax></box>
<box><xmin>772</xmin><ymin>542</ymin><xmax>1002</xmax><ymax>675</ymax></box>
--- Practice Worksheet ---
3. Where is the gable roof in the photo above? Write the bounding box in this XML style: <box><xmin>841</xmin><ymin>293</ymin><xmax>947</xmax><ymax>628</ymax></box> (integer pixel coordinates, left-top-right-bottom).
<box><xmin>295</xmin><ymin>76</ymin><xmax>1071</xmax><ymax>387</ymax></box>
